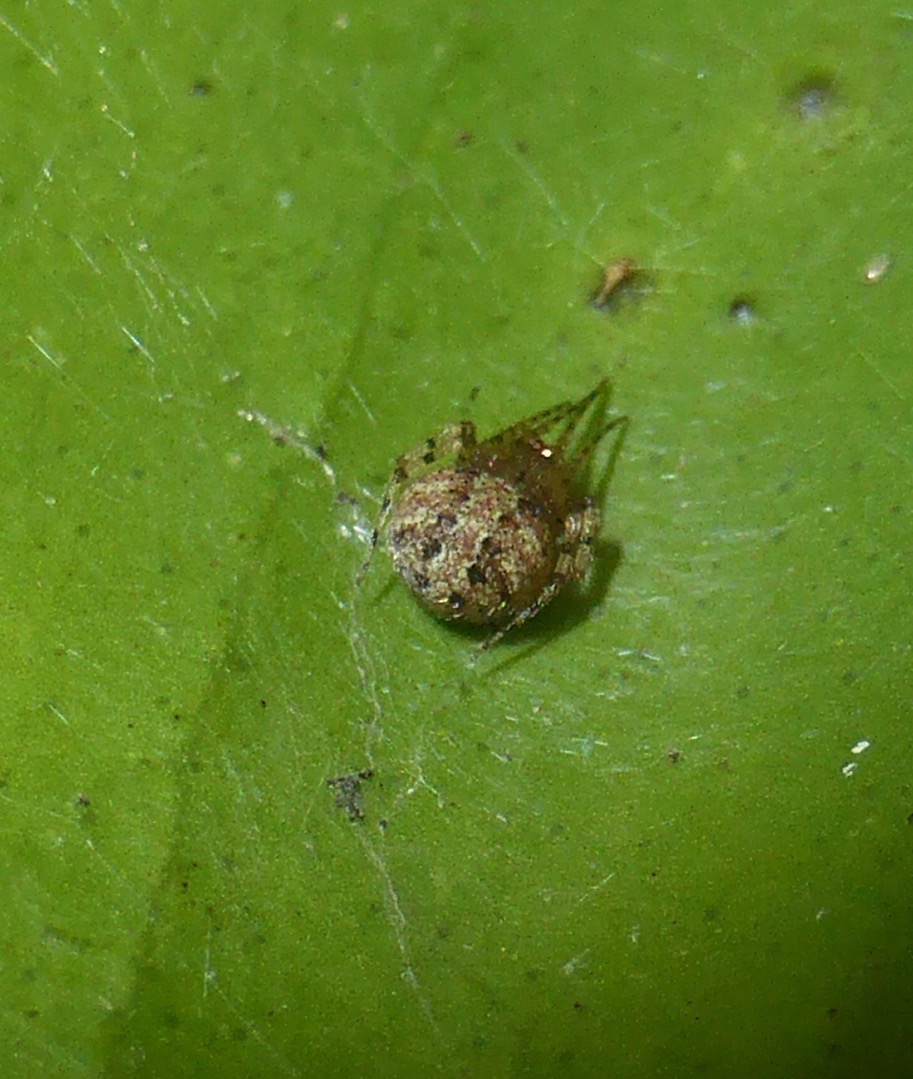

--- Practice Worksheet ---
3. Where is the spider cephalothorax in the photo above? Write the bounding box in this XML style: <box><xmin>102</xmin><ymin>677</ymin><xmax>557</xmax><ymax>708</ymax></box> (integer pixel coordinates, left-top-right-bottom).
<box><xmin>362</xmin><ymin>379</ymin><xmax>627</xmax><ymax>650</ymax></box>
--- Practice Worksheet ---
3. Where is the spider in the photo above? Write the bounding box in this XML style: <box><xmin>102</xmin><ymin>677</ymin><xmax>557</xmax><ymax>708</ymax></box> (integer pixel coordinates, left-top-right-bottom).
<box><xmin>360</xmin><ymin>379</ymin><xmax>628</xmax><ymax>651</ymax></box>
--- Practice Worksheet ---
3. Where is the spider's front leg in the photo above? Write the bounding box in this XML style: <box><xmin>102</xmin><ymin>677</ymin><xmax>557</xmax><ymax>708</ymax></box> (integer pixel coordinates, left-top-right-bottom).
<box><xmin>357</xmin><ymin>420</ymin><xmax>477</xmax><ymax>582</ymax></box>
<box><xmin>487</xmin><ymin>379</ymin><xmax>610</xmax><ymax>455</ymax></box>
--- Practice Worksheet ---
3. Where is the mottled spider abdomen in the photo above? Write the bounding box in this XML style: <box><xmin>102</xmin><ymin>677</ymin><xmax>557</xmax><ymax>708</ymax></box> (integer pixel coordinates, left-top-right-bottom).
<box><xmin>388</xmin><ymin>468</ymin><xmax>562</xmax><ymax>625</ymax></box>
<box><xmin>363</xmin><ymin>379</ymin><xmax>626</xmax><ymax>650</ymax></box>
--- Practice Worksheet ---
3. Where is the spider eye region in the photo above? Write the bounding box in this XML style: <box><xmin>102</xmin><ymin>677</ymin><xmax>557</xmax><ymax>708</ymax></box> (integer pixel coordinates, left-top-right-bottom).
<box><xmin>386</xmin><ymin>468</ymin><xmax>560</xmax><ymax>626</ymax></box>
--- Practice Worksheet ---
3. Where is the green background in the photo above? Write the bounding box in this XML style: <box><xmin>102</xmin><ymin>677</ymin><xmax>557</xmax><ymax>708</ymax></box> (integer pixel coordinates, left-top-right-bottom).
<box><xmin>2</xmin><ymin>1</ymin><xmax>911</xmax><ymax>1075</ymax></box>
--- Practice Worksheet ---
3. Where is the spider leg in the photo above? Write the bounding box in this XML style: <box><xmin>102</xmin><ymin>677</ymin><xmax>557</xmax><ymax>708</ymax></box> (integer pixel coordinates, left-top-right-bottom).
<box><xmin>357</xmin><ymin>420</ymin><xmax>477</xmax><ymax>582</ymax></box>
<box><xmin>548</xmin><ymin>378</ymin><xmax>620</xmax><ymax>456</ymax></box>
<box><xmin>481</xmin><ymin>379</ymin><xmax>613</xmax><ymax>460</ymax></box>
<box><xmin>570</xmin><ymin>412</ymin><xmax>629</xmax><ymax>468</ymax></box>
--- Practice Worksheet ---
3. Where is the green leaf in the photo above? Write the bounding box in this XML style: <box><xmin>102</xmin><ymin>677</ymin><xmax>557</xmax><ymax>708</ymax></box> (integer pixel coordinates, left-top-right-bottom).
<box><xmin>2</xmin><ymin>2</ymin><xmax>911</xmax><ymax>1076</ymax></box>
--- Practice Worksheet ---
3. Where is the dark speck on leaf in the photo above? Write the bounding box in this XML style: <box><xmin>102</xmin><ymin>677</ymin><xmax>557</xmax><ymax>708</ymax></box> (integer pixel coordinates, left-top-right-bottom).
<box><xmin>728</xmin><ymin>297</ymin><xmax>757</xmax><ymax>324</ymax></box>
<box><xmin>327</xmin><ymin>770</ymin><xmax>374</xmax><ymax>821</ymax></box>
<box><xmin>786</xmin><ymin>73</ymin><xmax>838</xmax><ymax>120</ymax></box>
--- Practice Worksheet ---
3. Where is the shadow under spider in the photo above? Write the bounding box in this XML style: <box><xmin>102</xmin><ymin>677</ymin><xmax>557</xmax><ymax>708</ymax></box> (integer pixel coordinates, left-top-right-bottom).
<box><xmin>473</xmin><ymin>537</ymin><xmax>626</xmax><ymax>671</ymax></box>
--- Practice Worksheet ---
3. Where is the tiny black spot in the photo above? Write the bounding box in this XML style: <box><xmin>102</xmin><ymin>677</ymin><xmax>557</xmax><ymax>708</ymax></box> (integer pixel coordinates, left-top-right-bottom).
<box><xmin>449</xmin><ymin>592</ymin><xmax>465</xmax><ymax>611</ymax></box>
<box><xmin>421</xmin><ymin>539</ymin><xmax>442</xmax><ymax>560</ymax></box>
<box><xmin>437</xmin><ymin>511</ymin><xmax>457</xmax><ymax>527</ymax></box>
<box><xmin>189</xmin><ymin>79</ymin><xmax>214</xmax><ymax>97</ymax></box>
<box><xmin>413</xmin><ymin>574</ymin><xmax>431</xmax><ymax>591</ymax></box>
<box><xmin>422</xmin><ymin>450</ymin><xmax>436</xmax><ymax>464</ymax></box>
<box><xmin>394</xmin><ymin>466</ymin><xmax>407</xmax><ymax>483</ymax></box>
<box><xmin>467</xmin><ymin>563</ymin><xmax>488</xmax><ymax>586</ymax></box>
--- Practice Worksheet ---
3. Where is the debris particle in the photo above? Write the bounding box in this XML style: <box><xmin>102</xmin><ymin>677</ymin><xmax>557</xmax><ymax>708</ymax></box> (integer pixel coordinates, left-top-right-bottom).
<box><xmin>592</xmin><ymin>258</ymin><xmax>638</xmax><ymax>309</ymax></box>
<box><xmin>728</xmin><ymin>297</ymin><xmax>757</xmax><ymax>324</ymax></box>
<box><xmin>863</xmin><ymin>254</ymin><xmax>891</xmax><ymax>284</ymax></box>
<box><xmin>327</xmin><ymin>769</ymin><xmax>374</xmax><ymax>820</ymax></box>
<box><xmin>239</xmin><ymin>407</ymin><xmax>336</xmax><ymax>482</ymax></box>
<box><xmin>786</xmin><ymin>74</ymin><xmax>838</xmax><ymax>121</ymax></box>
